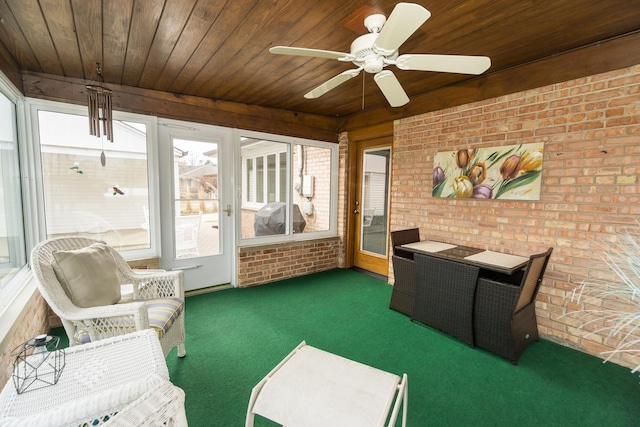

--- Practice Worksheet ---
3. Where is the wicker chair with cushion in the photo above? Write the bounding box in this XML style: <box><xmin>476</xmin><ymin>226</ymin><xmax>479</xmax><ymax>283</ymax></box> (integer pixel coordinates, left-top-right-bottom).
<box><xmin>389</xmin><ymin>228</ymin><xmax>420</xmax><ymax>316</ymax></box>
<box><xmin>31</xmin><ymin>236</ymin><xmax>186</xmax><ymax>357</ymax></box>
<box><xmin>473</xmin><ymin>248</ymin><xmax>553</xmax><ymax>364</ymax></box>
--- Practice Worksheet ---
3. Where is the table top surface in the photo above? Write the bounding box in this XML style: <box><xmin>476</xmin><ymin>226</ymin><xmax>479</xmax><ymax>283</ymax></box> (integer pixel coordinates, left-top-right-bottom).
<box><xmin>253</xmin><ymin>343</ymin><xmax>403</xmax><ymax>427</ymax></box>
<box><xmin>0</xmin><ymin>330</ymin><xmax>168</xmax><ymax>424</ymax></box>
<box><xmin>400</xmin><ymin>240</ymin><xmax>529</xmax><ymax>275</ymax></box>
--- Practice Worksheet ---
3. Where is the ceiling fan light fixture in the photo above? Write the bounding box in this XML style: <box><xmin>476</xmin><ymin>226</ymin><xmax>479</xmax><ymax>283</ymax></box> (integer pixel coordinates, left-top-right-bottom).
<box><xmin>363</xmin><ymin>56</ymin><xmax>384</xmax><ymax>74</ymax></box>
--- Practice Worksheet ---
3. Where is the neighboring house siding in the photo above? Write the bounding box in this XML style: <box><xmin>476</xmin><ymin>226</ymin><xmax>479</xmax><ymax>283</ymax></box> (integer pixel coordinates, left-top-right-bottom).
<box><xmin>39</xmin><ymin>120</ymin><xmax>148</xmax><ymax>236</ymax></box>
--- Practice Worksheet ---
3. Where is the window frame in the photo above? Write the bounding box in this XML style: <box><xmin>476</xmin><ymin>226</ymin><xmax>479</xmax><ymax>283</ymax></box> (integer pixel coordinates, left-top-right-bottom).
<box><xmin>0</xmin><ymin>92</ymin><xmax>25</xmax><ymax>271</ymax></box>
<box><xmin>0</xmin><ymin>70</ymin><xmax>36</xmax><ymax>324</ymax></box>
<box><xmin>236</xmin><ymin>129</ymin><xmax>338</xmax><ymax>245</ymax></box>
<box><xmin>242</xmin><ymin>143</ymin><xmax>288</xmax><ymax>208</ymax></box>
<box><xmin>26</xmin><ymin>98</ymin><xmax>160</xmax><ymax>260</ymax></box>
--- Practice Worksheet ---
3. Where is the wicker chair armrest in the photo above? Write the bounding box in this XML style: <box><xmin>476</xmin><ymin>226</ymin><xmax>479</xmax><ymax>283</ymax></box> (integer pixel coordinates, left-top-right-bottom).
<box><xmin>63</xmin><ymin>301</ymin><xmax>149</xmax><ymax>327</ymax></box>
<box><xmin>476</xmin><ymin>277</ymin><xmax>521</xmax><ymax>297</ymax></box>
<box><xmin>127</xmin><ymin>271</ymin><xmax>184</xmax><ymax>300</ymax></box>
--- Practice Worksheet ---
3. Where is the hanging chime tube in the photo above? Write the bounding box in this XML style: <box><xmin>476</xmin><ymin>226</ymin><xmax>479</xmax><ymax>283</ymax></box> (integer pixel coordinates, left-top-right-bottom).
<box><xmin>86</xmin><ymin>85</ymin><xmax>113</xmax><ymax>141</ymax></box>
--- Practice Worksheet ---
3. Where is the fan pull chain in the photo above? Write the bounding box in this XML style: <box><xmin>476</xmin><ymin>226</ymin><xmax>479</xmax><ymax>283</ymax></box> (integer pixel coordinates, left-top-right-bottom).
<box><xmin>362</xmin><ymin>73</ymin><xmax>365</xmax><ymax>110</ymax></box>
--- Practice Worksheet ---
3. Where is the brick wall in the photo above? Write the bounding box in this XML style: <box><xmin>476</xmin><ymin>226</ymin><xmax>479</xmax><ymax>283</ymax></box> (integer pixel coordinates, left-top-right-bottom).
<box><xmin>0</xmin><ymin>291</ymin><xmax>49</xmax><ymax>389</ymax></box>
<box><xmin>391</xmin><ymin>64</ymin><xmax>640</xmax><ymax>369</ymax></box>
<box><xmin>293</xmin><ymin>145</ymin><xmax>332</xmax><ymax>232</ymax></box>
<box><xmin>236</xmin><ymin>237</ymin><xmax>341</xmax><ymax>287</ymax></box>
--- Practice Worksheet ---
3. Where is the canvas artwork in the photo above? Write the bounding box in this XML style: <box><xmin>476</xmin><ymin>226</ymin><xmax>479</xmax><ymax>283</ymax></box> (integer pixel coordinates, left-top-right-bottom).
<box><xmin>432</xmin><ymin>142</ymin><xmax>544</xmax><ymax>200</ymax></box>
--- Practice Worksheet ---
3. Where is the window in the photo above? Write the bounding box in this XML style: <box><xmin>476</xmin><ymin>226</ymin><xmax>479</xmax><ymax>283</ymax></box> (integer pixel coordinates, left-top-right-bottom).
<box><xmin>243</xmin><ymin>141</ymin><xmax>287</xmax><ymax>206</ymax></box>
<box><xmin>0</xmin><ymin>82</ymin><xmax>27</xmax><ymax>311</ymax></box>
<box><xmin>31</xmin><ymin>101</ymin><xmax>157</xmax><ymax>258</ymax></box>
<box><xmin>240</xmin><ymin>132</ymin><xmax>337</xmax><ymax>241</ymax></box>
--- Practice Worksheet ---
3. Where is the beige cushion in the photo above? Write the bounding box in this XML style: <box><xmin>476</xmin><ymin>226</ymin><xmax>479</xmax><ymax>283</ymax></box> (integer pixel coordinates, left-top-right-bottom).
<box><xmin>51</xmin><ymin>242</ymin><xmax>121</xmax><ymax>308</ymax></box>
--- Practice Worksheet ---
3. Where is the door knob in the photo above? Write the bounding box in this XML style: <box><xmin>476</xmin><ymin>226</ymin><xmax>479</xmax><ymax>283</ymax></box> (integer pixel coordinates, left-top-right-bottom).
<box><xmin>224</xmin><ymin>204</ymin><xmax>232</xmax><ymax>216</ymax></box>
<box><xmin>353</xmin><ymin>209</ymin><xmax>360</xmax><ymax>214</ymax></box>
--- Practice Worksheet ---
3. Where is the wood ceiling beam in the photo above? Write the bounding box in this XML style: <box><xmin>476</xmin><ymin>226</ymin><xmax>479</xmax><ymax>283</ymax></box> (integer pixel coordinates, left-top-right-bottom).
<box><xmin>21</xmin><ymin>72</ymin><xmax>340</xmax><ymax>142</ymax></box>
<box><xmin>16</xmin><ymin>30</ymin><xmax>640</xmax><ymax>140</ymax></box>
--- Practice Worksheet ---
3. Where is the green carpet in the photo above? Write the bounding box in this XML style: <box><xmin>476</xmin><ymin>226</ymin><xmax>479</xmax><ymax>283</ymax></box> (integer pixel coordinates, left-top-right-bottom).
<box><xmin>52</xmin><ymin>268</ymin><xmax>640</xmax><ymax>425</ymax></box>
<box><xmin>164</xmin><ymin>269</ymin><xmax>640</xmax><ymax>426</ymax></box>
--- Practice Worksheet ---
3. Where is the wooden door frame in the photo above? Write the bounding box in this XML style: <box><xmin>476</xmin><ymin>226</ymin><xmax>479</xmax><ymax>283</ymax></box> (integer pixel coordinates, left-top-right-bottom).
<box><xmin>345</xmin><ymin>122</ymin><xmax>393</xmax><ymax>272</ymax></box>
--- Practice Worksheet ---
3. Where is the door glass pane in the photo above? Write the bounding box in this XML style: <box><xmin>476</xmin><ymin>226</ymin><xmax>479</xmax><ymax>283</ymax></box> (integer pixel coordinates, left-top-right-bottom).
<box><xmin>38</xmin><ymin>110</ymin><xmax>150</xmax><ymax>251</ymax></box>
<box><xmin>172</xmin><ymin>138</ymin><xmax>219</xmax><ymax>259</ymax></box>
<box><xmin>360</xmin><ymin>148</ymin><xmax>390</xmax><ymax>256</ymax></box>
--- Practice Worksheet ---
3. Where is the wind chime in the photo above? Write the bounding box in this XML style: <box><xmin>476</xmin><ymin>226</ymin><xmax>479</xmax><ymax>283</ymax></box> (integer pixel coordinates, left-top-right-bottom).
<box><xmin>86</xmin><ymin>62</ymin><xmax>113</xmax><ymax>141</ymax></box>
<box><xmin>86</xmin><ymin>62</ymin><xmax>113</xmax><ymax>166</ymax></box>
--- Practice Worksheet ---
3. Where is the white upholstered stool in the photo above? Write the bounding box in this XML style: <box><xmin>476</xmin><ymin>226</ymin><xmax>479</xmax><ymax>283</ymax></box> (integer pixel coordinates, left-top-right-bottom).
<box><xmin>246</xmin><ymin>341</ymin><xmax>408</xmax><ymax>427</ymax></box>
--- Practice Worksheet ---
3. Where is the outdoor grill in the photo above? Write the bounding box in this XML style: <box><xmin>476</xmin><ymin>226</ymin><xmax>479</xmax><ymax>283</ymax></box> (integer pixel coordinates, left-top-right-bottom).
<box><xmin>254</xmin><ymin>203</ymin><xmax>306</xmax><ymax>236</ymax></box>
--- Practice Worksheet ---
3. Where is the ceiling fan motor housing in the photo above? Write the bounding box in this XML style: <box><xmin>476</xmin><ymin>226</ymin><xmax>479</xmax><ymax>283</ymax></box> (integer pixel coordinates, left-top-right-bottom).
<box><xmin>350</xmin><ymin>33</ymin><xmax>396</xmax><ymax>73</ymax></box>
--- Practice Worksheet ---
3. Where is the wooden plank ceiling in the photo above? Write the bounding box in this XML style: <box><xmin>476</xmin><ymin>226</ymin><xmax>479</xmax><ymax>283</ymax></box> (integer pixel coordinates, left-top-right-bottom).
<box><xmin>0</xmin><ymin>0</ymin><xmax>639</xmax><ymax>123</ymax></box>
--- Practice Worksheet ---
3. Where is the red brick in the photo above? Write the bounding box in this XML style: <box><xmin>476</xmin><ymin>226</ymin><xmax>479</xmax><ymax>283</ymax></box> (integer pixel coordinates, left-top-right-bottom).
<box><xmin>393</xmin><ymin>64</ymin><xmax>640</xmax><ymax>370</ymax></box>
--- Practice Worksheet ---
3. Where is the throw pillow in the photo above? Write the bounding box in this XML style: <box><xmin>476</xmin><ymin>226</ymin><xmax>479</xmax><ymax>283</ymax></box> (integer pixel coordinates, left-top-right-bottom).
<box><xmin>51</xmin><ymin>242</ymin><xmax>121</xmax><ymax>308</ymax></box>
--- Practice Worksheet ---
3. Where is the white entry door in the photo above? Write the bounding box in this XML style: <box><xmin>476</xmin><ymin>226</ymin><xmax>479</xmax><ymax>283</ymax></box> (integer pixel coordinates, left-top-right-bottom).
<box><xmin>158</xmin><ymin>119</ymin><xmax>233</xmax><ymax>291</ymax></box>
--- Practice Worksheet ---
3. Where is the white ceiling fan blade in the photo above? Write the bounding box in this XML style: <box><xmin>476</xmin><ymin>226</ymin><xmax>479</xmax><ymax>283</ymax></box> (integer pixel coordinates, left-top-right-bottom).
<box><xmin>269</xmin><ymin>46</ymin><xmax>351</xmax><ymax>60</ymax></box>
<box><xmin>374</xmin><ymin>70</ymin><xmax>409</xmax><ymax>107</ymax></box>
<box><xmin>304</xmin><ymin>69</ymin><xmax>361</xmax><ymax>99</ymax></box>
<box><xmin>374</xmin><ymin>3</ymin><xmax>431</xmax><ymax>55</ymax></box>
<box><xmin>396</xmin><ymin>54</ymin><xmax>491</xmax><ymax>75</ymax></box>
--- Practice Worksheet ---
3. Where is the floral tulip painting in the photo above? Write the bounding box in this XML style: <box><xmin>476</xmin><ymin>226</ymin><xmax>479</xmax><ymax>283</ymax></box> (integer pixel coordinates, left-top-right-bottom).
<box><xmin>432</xmin><ymin>142</ymin><xmax>544</xmax><ymax>200</ymax></box>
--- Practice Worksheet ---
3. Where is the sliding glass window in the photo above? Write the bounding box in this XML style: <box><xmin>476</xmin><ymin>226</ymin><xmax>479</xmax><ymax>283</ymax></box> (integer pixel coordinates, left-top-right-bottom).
<box><xmin>240</xmin><ymin>132</ymin><xmax>337</xmax><ymax>242</ymax></box>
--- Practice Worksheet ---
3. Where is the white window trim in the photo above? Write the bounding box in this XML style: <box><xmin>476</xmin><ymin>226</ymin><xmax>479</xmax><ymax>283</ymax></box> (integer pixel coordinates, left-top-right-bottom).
<box><xmin>235</xmin><ymin>129</ymin><xmax>338</xmax><ymax>246</ymax></box>
<box><xmin>26</xmin><ymin>98</ymin><xmax>160</xmax><ymax>260</ymax></box>
<box><xmin>0</xmin><ymin>70</ymin><xmax>39</xmax><ymax>348</ymax></box>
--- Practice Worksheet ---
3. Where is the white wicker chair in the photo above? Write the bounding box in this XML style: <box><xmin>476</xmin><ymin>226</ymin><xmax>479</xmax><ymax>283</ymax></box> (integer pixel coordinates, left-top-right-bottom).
<box><xmin>30</xmin><ymin>236</ymin><xmax>186</xmax><ymax>357</ymax></box>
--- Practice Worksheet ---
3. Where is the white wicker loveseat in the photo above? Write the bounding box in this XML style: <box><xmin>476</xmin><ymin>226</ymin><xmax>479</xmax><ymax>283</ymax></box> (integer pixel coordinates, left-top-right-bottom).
<box><xmin>31</xmin><ymin>236</ymin><xmax>186</xmax><ymax>357</ymax></box>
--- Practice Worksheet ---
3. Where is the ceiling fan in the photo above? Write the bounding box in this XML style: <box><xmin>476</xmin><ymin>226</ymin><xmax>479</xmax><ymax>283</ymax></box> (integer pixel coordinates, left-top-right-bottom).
<box><xmin>269</xmin><ymin>2</ymin><xmax>491</xmax><ymax>107</ymax></box>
